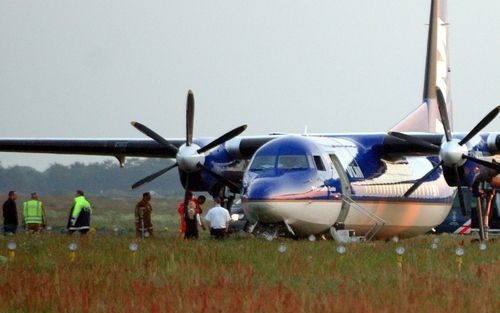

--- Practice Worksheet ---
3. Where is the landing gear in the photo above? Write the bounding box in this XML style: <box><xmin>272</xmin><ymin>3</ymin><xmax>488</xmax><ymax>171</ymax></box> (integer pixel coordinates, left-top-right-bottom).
<box><xmin>473</xmin><ymin>182</ymin><xmax>497</xmax><ymax>242</ymax></box>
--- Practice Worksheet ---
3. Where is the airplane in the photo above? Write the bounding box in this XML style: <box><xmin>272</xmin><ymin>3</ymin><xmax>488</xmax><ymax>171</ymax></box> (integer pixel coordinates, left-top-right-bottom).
<box><xmin>0</xmin><ymin>0</ymin><xmax>498</xmax><ymax>240</ymax></box>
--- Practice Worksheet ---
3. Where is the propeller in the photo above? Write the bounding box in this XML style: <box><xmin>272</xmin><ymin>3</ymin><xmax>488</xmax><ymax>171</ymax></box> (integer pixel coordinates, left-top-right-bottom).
<box><xmin>389</xmin><ymin>87</ymin><xmax>500</xmax><ymax>216</ymax></box>
<box><xmin>130</xmin><ymin>90</ymin><xmax>247</xmax><ymax>198</ymax></box>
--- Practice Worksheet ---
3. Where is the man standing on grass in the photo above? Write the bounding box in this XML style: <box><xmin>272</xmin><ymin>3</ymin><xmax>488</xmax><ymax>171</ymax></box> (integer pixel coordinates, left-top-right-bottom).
<box><xmin>204</xmin><ymin>197</ymin><xmax>230</xmax><ymax>239</ymax></box>
<box><xmin>67</xmin><ymin>190</ymin><xmax>92</xmax><ymax>235</ymax></box>
<box><xmin>22</xmin><ymin>192</ymin><xmax>46</xmax><ymax>233</ymax></box>
<box><xmin>2</xmin><ymin>191</ymin><xmax>18</xmax><ymax>235</ymax></box>
<box><xmin>135</xmin><ymin>192</ymin><xmax>153</xmax><ymax>238</ymax></box>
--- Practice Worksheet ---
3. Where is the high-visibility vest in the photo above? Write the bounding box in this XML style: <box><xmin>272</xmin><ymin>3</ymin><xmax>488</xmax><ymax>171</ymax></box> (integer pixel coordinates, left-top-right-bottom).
<box><xmin>71</xmin><ymin>196</ymin><xmax>92</xmax><ymax>219</ymax></box>
<box><xmin>23</xmin><ymin>200</ymin><xmax>44</xmax><ymax>224</ymax></box>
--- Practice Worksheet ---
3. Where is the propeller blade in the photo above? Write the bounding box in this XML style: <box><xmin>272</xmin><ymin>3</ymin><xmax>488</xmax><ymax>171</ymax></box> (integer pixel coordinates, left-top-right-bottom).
<box><xmin>131</xmin><ymin>121</ymin><xmax>179</xmax><ymax>154</ymax></box>
<box><xmin>186</xmin><ymin>90</ymin><xmax>194</xmax><ymax>146</ymax></box>
<box><xmin>453</xmin><ymin>165</ymin><xmax>468</xmax><ymax>217</ymax></box>
<box><xmin>197</xmin><ymin>163</ymin><xmax>240</xmax><ymax>192</ymax></box>
<box><xmin>463</xmin><ymin>155</ymin><xmax>500</xmax><ymax>172</ymax></box>
<box><xmin>459</xmin><ymin>106</ymin><xmax>500</xmax><ymax>146</ymax></box>
<box><xmin>388</xmin><ymin>131</ymin><xmax>440</xmax><ymax>153</ymax></box>
<box><xmin>197</xmin><ymin>125</ymin><xmax>248</xmax><ymax>154</ymax></box>
<box><xmin>436</xmin><ymin>87</ymin><xmax>453</xmax><ymax>142</ymax></box>
<box><xmin>130</xmin><ymin>163</ymin><xmax>178</xmax><ymax>190</ymax></box>
<box><xmin>404</xmin><ymin>160</ymin><xmax>444</xmax><ymax>197</ymax></box>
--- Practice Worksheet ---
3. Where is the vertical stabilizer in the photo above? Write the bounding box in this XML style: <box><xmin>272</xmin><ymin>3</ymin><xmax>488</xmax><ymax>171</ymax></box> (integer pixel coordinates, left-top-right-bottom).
<box><xmin>391</xmin><ymin>0</ymin><xmax>452</xmax><ymax>133</ymax></box>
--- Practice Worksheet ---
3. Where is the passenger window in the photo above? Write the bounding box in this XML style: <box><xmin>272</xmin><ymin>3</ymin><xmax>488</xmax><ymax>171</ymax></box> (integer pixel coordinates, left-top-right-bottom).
<box><xmin>313</xmin><ymin>155</ymin><xmax>326</xmax><ymax>171</ymax></box>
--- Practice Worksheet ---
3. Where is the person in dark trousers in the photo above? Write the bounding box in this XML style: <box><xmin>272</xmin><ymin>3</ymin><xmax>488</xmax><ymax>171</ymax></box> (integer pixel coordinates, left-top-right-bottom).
<box><xmin>184</xmin><ymin>200</ymin><xmax>205</xmax><ymax>239</ymax></box>
<box><xmin>2</xmin><ymin>191</ymin><xmax>18</xmax><ymax>235</ymax></box>
<box><xmin>135</xmin><ymin>192</ymin><xmax>154</xmax><ymax>238</ymax></box>
<box><xmin>205</xmin><ymin>197</ymin><xmax>230</xmax><ymax>239</ymax></box>
<box><xmin>177</xmin><ymin>192</ymin><xmax>205</xmax><ymax>239</ymax></box>
<box><xmin>67</xmin><ymin>190</ymin><xmax>92</xmax><ymax>235</ymax></box>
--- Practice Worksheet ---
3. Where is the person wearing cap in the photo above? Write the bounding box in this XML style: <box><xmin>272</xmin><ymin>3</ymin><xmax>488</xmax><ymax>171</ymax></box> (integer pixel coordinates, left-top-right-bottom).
<box><xmin>204</xmin><ymin>197</ymin><xmax>230</xmax><ymax>239</ymax></box>
<box><xmin>22</xmin><ymin>192</ymin><xmax>46</xmax><ymax>232</ymax></box>
<box><xmin>67</xmin><ymin>190</ymin><xmax>92</xmax><ymax>235</ymax></box>
<box><xmin>135</xmin><ymin>192</ymin><xmax>154</xmax><ymax>238</ymax></box>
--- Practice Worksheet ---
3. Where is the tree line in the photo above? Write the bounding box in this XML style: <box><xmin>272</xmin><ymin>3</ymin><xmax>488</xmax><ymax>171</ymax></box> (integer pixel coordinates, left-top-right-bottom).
<box><xmin>0</xmin><ymin>158</ymin><xmax>183</xmax><ymax>197</ymax></box>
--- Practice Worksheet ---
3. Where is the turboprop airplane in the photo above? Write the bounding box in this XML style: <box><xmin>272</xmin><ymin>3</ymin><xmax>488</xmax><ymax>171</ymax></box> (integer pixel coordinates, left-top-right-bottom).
<box><xmin>0</xmin><ymin>0</ymin><xmax>498</xmax><ymax>239</ymax></box>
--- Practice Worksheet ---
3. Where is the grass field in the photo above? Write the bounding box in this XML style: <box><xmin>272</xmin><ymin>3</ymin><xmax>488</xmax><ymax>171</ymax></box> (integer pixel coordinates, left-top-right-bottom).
<box><xmin>32</xmin><ymin>196</ymin><xmax>183</xmax><ymax>232</ymax></box>
<box><xmin>0</xmin><ymin>196</ymin><xmax>499</xmax><ymax>312</ymax></box>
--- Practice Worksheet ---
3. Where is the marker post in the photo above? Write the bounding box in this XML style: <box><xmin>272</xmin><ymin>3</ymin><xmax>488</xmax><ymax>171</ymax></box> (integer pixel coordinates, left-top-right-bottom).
<box><xmin>455</xmin><ymin>247</ymin><xmax>464</xmax><ymax>272</ymax></box>
<box><xmin>129</xmin><ymin>242</ymin><xmax>138</xmax><ymax>264</ymax></box>
<box><xmin>68</xmin><ymin>243</ymin><xmax>78</xmax><ymax>262</ymax></box>
<box><xmin>395</xmin><ymin>246</ymin><xmax>405</xmax><ymax>270</ymax></box>
<box><xmin>7</xmin><ymin>242</ymin><xmax>16</xmax><ymax>261</ymax></box>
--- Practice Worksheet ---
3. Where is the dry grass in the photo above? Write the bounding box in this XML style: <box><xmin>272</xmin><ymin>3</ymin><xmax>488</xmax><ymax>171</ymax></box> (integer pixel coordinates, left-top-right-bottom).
<box><xmin>27</xmin><ymin>195</ymin><xmax>183</xmax><ymax>233</ymax></box>
<box><xmin>0</xmin><ymin>232</ymin><xmax>498</xmax><ymax>313</ymax></box>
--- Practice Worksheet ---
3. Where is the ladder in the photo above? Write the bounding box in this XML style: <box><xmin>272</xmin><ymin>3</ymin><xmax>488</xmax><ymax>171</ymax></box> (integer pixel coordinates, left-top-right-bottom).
<box><xmin>342</xmin><ymin>195</ymin><xmax>386</xmax><ymax>241</ymax></box>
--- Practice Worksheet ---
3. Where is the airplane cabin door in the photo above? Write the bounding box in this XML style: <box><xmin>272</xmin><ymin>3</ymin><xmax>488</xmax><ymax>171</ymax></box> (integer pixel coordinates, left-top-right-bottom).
<box><xmin>329</xmin><ymin>153</ymin><xmax>351</xmax><ymax>226</ymax></box>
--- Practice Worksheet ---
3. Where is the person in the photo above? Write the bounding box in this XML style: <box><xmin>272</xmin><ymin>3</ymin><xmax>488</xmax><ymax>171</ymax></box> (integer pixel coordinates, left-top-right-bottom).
<box><xmin>204</xmin><ymin>197</ymin><xmax>230</xmax><ymax>239</ymax></box>
<box><xmin>177</xmin><ymin>192</ymin><xmax>205</xmax><ymax>239</ymax></box>
<box><xmin>135</xmin><ymin>192</ymin><xmax>153</xmax><ymax>238</ymax></box>
<box><xmin>2</xmin><ymin>191</ymin><xmax>18</xmax><ymax>235</ymax></box>
<box><xmin>197</xmin><ymin>195</ymin><xmax>206</xmax><ymax>213</ymax></box>
<box><xmin>184</xmin><ymin>200</ymin><xmax>205</xmax><ymax>239</ymax></box>
<box><xmin>22</xmin><ymin>192</ymin><xmax>46</xmax><ymax>233</ymax></box>
<box><xmin>67</xmin><ymin>190</ymin><xmax>92</xmax><ymax>235</ymax></box>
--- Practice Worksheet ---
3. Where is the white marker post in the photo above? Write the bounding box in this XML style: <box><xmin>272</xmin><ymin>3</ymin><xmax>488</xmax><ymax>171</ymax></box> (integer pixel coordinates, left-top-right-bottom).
<box><xmin>395</xmin><ymin>246</ymin><xmax>405</xmax><ymax>270</ymax></box>
<box><xmin>68</xmin><ymin>242</ymin><xmax>78</xmax><ymax>262</ymax></box>
<box><xmin>455</xmin><ymin>247</ymin><xmax>464</xmax><ymax>272</ymax></box>
<box><xmin>336</xmin><ymin>245</ymin><xmax>347</xmax><ymax>260</ymax></box>
<box><xmin>129</xmin><ymin>242</ymin><xmax>138</xmax><ymax>264</ymax></box>
<box><xmin>7</xmin><ymin>241</ymin><xmax>16</xmax><ymax>261</ymax></box>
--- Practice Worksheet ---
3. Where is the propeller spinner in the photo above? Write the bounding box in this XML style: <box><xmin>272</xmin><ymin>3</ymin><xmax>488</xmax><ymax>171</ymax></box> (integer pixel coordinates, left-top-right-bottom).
<box><xmin>129</xmin><ymin>90</ymin><xmax>247</xmax><ymax>198</ymax></box>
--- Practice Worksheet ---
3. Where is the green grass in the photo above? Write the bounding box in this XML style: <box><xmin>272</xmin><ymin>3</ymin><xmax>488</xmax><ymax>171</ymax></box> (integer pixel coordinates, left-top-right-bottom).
<box><xmin>0</xmin><ymin>233</ymin><xmax>498</xmax><ymax>313</ymax></box>
<box><xmin>36</xmin><ymin>195</ymin><xmax>183</xmax><ymax>233</ymax></box>
<box><xmin>1</xmin><ymin>196</ymin><xmax>498</xmax><ymax>312</ymax></box>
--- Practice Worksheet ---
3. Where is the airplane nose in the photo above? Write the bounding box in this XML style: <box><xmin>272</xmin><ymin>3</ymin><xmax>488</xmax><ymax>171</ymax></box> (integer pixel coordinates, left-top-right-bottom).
<box><xmin>246</xmin><ymin>177</ymin><xmax>276</xmax><ymax>200</ymax></box>
<box><xmin>244</xmin><ymin>177</ymin><xmax>284</xmax><ymax>223</ymax></box>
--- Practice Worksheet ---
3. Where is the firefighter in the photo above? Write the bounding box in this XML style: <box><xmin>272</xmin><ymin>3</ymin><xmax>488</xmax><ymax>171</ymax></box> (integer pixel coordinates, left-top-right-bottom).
<box><xmin>22</xmin><ymin>192</ymin><xmax>46</xmax><ymax>232</ymax></box>
<box><xmin>67</xmin><ymin>190</ymin><xmax>92</xmax><ymax>235</ymax></box>
<box><xmin>135</xmin><ymin>192</ymin><xmax>153</xmax><ymax>238</ymax></box>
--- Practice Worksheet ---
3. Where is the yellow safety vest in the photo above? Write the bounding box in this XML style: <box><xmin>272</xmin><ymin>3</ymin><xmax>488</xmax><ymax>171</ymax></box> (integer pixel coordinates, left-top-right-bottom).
<box><xmin>23</xmin><ymin>200</ymin><xmax>44</xmax><ymax>224</ymax></box>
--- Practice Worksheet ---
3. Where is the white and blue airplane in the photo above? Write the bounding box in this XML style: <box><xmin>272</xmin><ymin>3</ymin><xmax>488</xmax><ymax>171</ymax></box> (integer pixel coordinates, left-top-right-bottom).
<box><xmin>0</xmin><ymin>0</ymin><xmax>498</xmax><ymax>239</ymax></box>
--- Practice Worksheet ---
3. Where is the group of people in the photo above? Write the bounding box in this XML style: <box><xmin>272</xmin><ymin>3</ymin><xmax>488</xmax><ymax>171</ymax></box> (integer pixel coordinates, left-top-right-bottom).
<box><xmin>134</xmin><ymin>191</ymin><xmax>231</xmax><ymax>240</ymax></box>
<box><xmin>2</xmin><ymin>190</ymin><xmax>92</xmax><ymax>235</ymax></box>
<box><xmin>2</xmin><ymin>189</ymin><xmax>231</xmax><ymax>239</ymax></box>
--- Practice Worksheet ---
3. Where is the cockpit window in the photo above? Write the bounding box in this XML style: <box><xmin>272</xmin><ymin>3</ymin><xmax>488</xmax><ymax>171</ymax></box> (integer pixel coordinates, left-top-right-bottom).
<box><xmin>277</xmin><ymin>155</ymin><xmax>310</xmax><ymax>170</ymax></box>
<box><xmin>249</xmin><ymin>155</ymin><xmax>275</xmax><ymax>171</ymax></box>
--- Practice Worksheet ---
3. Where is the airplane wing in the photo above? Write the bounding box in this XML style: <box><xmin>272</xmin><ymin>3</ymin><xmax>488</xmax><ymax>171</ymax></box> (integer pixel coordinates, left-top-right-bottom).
<box><xmin>0</xmin><ymin>138</ymin><xmax>181</xmax><ymax>158</ymax></box>
<box><xmin>0</xmin><ymin>137</ymin><xmax>274</xmax><ymax>160</ymax></box>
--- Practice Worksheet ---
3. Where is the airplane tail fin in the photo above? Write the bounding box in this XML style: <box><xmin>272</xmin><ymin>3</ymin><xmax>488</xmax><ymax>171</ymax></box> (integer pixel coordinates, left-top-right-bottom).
<box><xmin>391</xmin><ymin>0</ymin><xmax>452</xmax><ymax>133</ymax></box>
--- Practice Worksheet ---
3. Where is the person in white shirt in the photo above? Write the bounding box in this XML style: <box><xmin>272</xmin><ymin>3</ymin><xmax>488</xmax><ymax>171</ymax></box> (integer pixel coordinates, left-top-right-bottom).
<box><xmin>204</xmin><ymin>197</ymin><xmax>230</xmax><ymax>239</ymax></box>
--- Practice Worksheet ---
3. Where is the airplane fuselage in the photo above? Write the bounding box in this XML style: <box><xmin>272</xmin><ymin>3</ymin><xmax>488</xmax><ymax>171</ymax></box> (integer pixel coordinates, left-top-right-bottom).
<box><xmin>240</xmin><ymin>133</ymin><xmax>498</xmax><ymax>238</ymax></box>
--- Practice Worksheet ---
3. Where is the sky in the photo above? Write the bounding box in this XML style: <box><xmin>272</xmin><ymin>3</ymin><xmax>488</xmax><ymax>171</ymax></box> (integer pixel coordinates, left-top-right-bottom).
<box><xmin>0</xmin><ymin>0</ymin><xmax>499</xmax><ymax>170</ymax></box>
